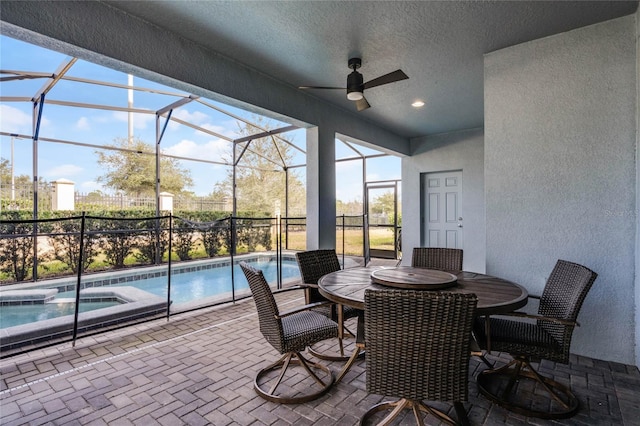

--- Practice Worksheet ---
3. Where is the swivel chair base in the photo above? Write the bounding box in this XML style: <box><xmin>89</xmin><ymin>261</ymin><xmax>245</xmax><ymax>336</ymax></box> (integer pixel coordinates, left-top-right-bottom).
<box><xmin>477</xmin><ymin>355</ymin><xmax>579</xmax><ymax>419</ymax></box>
<box><xmin>254</xmin><ymin>352</ymin><xmax>334</xmax><ymax>404</ymax></box>
<box><xmin>360</xmin><ymin>398</ymin><xmax>469</xmax><ymax>426</ymax></box>
<box><xmin>308</xmin><ymin>325</ymin><xmax>356</xmax><ymax>361</ymax></box>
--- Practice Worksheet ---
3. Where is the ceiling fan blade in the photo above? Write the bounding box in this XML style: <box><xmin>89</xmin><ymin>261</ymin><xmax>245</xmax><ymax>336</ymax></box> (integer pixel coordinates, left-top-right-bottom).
<box><xmin>363</xmin><ymin>69</ymin><xmax>409</xmax><ymax>90</ymax></box>
<box><xmin>355</xmin><ymin>96</ymin><xmax>370</xmax><ymax>112</ymax></box>
<box><xmin>298</xmin><ymin>85</ymin><xmax>344</xmax><ymax>90</ymax></box>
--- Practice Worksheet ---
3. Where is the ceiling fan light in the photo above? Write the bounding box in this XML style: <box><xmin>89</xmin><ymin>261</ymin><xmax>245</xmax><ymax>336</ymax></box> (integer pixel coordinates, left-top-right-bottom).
<box><xmin>347</xmin><ymin>90</ymin><xmax>364</xmax><ymax>101</ymax></box>
<box><xmin>347</xmin><ymin>70</ymin><xmax>364</xmax><ymax>101</ymax></box>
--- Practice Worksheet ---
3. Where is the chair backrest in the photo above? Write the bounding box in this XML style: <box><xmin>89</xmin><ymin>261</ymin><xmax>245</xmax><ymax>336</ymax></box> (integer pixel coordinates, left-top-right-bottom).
<box><xmin>240</xmin><ymin>261</ymin><xmax>285</xmax><ymax>353</ymax></box>
<box><xmin>364</xmin><ymin>289</ymin><xmax>477</xmax><ymax>401</ymax></box>
<box><xmin>538</xmin><ymin>260</ymin><xmax>598</xmax><ymax>357</ymax></box>
<box><xmin>295</xmin><ymin>249</ymin><xmax>341</xmax><ymax>303</ymax></box>
<box><xmin>411</xmin><ymin>247</ymin><xmax>463</xmax><ymax>271</ymax></box>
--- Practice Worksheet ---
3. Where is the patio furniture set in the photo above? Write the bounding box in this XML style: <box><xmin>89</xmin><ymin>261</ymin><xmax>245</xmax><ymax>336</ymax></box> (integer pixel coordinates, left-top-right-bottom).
<box><xmin>240</xmin><ymin>247</ymin><xmax>597</xmax><ymax>425</ymax></box>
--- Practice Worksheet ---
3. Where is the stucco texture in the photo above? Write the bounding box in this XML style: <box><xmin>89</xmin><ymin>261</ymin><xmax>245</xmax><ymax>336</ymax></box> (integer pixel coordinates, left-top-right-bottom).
<box><xmin>485</xmin><ymin>16</ymin><xmax>636</xmax><ymax>364</ymax></box>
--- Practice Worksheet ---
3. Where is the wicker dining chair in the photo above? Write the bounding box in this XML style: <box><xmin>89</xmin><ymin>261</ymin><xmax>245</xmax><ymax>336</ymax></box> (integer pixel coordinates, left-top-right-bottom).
<box><xmin>362</xmin><ymin>289</ymin><xmax>477</xmax><ymax>426</ymax></box>
<box><xmin>240</xmin><ymin>261</ymin><xmax>338</xmax><ymax>404</ymax></box>
<box><xmin>411</xmin><ymin>247</ymin><xmax>493</xmax><ymax>367</ymax></box>
<box><xmin>296</xmin><ymin>249</ymin><xmax>360</xmax><ymax>361</ymax></box>
<box><xmin>411</xmin><ymin>247</ymin><xmax>463</xmax><ymax>271</ymax></box>
<box><xmin>473</xmin><ymin>259</ymin><xmax>598</xmax><ymax>419</ymax></box>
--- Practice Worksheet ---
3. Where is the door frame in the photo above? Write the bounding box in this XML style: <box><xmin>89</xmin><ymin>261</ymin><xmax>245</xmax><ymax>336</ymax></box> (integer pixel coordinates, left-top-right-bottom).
<box><xmin>365</xmin><ymin>179</ymin><xmax>401</xmax><ymax>259</ymax></box>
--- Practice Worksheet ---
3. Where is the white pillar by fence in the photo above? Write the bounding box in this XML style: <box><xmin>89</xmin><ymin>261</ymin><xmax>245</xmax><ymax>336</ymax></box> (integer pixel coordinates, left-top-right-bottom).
<box><xmin>159</xmin><ymin>192</ymin><xmax>174</xmax><ymax>213</ymax></box>
<box><xmin>51</xmin><ymin>178</ymin><xmax>75</xmax><ymax>211</ymax></box>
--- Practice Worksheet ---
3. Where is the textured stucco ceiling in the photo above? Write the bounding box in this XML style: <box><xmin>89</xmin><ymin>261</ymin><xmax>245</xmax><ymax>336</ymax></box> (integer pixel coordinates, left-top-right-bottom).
<box><xmin>103</xmin><ymin>1</ymin><xmax>638</xmax><ymax>138</ymax></box>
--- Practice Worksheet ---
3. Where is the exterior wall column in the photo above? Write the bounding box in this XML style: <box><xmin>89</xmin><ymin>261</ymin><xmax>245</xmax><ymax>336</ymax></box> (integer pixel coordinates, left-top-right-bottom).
<box><xmin>159</xmin><ymin>192</ymin><xmax>174</xmax><ymax>213</ymax></box>
<box><xmin>306</xmin><ymin>126</ymin><xmax>336</xmax><ymax>249</ymax></box>
<box><xmin>51</xmin><ymin>178</ymin><xmax>75</xmax><ymax>211</ymax></box>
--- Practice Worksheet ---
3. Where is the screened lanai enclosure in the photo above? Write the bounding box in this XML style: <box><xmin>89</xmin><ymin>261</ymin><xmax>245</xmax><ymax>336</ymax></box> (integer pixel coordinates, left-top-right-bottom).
<box><xmin>0</xmin><ymin>36</ymin><xmax>401</xmax><ymax>354</ymax></box>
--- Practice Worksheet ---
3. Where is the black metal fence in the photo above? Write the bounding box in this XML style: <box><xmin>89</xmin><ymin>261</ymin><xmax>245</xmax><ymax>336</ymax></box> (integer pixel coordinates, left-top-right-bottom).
<box><xmin>0</xmin><ymin>213</ymin><xmax>369</xmax><ymax>356</ymax></box>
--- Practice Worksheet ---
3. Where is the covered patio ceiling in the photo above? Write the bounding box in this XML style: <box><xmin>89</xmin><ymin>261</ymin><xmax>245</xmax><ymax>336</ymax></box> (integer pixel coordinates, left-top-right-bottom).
<box><xmin>101</xmin><ymin>1</ymin><xmax>639</xmax><ymax>138</ymax></box>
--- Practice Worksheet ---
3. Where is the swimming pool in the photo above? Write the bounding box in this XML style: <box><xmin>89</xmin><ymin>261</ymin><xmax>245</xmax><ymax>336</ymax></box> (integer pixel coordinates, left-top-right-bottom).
<box><xmin>0</xmin><ymin>254</ymin><xmax>301</xmax><ymax>351</ymax></box>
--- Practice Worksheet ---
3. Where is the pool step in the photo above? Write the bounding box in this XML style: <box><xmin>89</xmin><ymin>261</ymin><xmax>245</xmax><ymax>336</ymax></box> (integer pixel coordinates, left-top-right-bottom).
<box><xmin>0</xmin><ymin>289</ymin><xmax>58</xmax><ymax>305</ymax></box>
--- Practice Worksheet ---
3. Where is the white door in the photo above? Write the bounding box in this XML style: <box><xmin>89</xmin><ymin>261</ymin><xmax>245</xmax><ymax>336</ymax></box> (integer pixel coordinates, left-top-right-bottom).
<box><xmin>422</xmin><ymin>171</ymin><xmax>463</xmax><ymax>248</ymax></box>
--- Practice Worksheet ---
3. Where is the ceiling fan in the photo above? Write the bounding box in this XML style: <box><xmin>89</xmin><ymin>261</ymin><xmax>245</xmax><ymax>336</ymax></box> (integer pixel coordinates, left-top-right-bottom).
<box><xmin>299</xmin><ymin>58</ymin><xmax>408</xmax><ymax>112</ymax></box>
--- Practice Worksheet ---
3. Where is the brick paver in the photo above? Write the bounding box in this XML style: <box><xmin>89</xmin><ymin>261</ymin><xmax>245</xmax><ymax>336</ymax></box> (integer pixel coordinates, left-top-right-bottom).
<box><xmin>1</xmin><ymin>281</ymin><xmax>639</xmax><ymax>425</ymax></box>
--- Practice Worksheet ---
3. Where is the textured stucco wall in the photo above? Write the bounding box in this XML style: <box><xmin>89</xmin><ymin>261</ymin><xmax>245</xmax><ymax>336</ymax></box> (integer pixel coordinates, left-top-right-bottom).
<box><xmin>635</xmin><ymin>6</ymin><xmax>640</xmax><ymax>369</ymax></box>
<box><xmin>485</xmin><ymin>16</ymin><xmax>637</xmax><ymax>364</ymax></box>
<box><xmin>403</xmin><ymin>128</ymin><xmax>485</xmax><ymax>273</ymax></box>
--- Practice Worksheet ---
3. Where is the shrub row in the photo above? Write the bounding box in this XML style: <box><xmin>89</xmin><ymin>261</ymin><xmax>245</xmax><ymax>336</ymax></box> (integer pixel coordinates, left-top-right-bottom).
<box><xmin>0</xmin><ymin>209</ymin><xmax>274</xmax><ymax>282</ymax></box>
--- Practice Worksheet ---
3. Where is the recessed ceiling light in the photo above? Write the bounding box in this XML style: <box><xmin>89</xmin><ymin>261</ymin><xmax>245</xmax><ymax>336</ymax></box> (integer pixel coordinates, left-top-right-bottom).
<box><xmin>411</xmin><ymin>100</ymin><xmax>425</xmax><ymax>108</ymax></box>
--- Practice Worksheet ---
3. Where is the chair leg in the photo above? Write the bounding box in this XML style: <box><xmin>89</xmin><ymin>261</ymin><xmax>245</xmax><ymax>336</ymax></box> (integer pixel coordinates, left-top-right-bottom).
<box><xmin>453</xmin><ymin>402</ymin><xmax>470</xmax><ymax>426</ymax></box>
<box><xmin>308</xmin><ymin>304</ymin><xmax>352</xmax><ymax>361</ymax></box>
<box><xmin>470</xmin><ymin>331</ymin><xmax>494</xmax><ymax>368</ymax></box>
<box><xmin>477</xmin><ymin>355</ymin><xmax>579</xmax><ymax>419</ymax></box>
<box><xmin>254</xmin><ymin>351</ymin><xmax>334</xmax><ymax>404</ymax></box>
<box><xmin>335</xmin><ymin>342</ymin><xmax>365</xmax><ymax>383</ymax></box>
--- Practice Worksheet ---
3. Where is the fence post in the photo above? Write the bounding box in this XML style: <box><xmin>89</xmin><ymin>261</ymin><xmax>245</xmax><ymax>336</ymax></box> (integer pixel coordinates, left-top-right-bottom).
<box><xmin>276</xmin><ymin>214</ymin><xmax>281</xmax><ymax>289</ymax></box>
<box><xmin>229</xmin><ymin>216</ymin><xmax>235</xmax><ymax>302</ymax></box>
<box><xmin>166</xmin><ymin>213</ymin><xmax>173</xmax><ymax>321</ymax></box>
<box><xmin>72</xmin><ymin>212</ymin><xmax>86</xmax><ymax>346</ymax></box>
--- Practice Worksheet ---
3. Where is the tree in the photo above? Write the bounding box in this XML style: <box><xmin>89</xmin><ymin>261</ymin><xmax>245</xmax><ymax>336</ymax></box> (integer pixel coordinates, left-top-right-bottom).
<box><xmin>0</xmin><ymin>158</ymin><xmax>9</xmax><ymax>184</ymax></box>
<box><xmin>370</xmin><ymin>192</ymin><xmax>400</xmax><ymax>225</ymax></box>
<box><xmin>1</xmin><ymin>157</ymin><xmax>34</xmax><ymax>193</ymax></box>
<box><xmin>211</xmin><ymin>119</ymin><xmax>305</xmax><ymax>216</ymax></box>
<box><xmin>337</xmin><ymin>199</ymin><xmax>363</xmax><ymax>216</ymax></box>
<box><xmin>96</xmin><ymin>137</ymin><xmax>193</xmax><ymax>197</ymax></box>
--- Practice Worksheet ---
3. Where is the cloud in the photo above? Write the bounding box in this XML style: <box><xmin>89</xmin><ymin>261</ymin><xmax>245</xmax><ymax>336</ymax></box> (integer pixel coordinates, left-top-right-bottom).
<box><xmin>75</xmin><ymin>117</ymin><xmax>90</xmax><ymax>130</ymax></box>
<box><xmin>79</xmin><ymin>180</ymin><xmax>102</xmax><ymax>192</ymax></box>
<box><xmin>199</xmin><ymin>122</ymin><xmax>235</xmax><ymax>139</ymax></box>
<box><xmin>111</xmin><ymin>111</ymin><xmax>155</xmax><ymax>129</ymax></box>
<box><xmin>0</xmin><ymin>104</ymin><xmax>32</xmax><ymax>133</ymax></box>
<box><xmin>172</xmin><ymin>109</ymin><xmax>209</xmax><ymax>126</ymax></box>
<box><xmin>46</xmin><ymin>164</ymin><xmax>83</xmax><ymax>178</ymax></box>
<box><xmin>167</xmin><ymin>110</ymin><xmax>237</xmax><ymax>140</ymax></box>
<box><xmin>162</xmin><ymin>138</ymin><xmax>232</xmax><ymax>162</ymax></box>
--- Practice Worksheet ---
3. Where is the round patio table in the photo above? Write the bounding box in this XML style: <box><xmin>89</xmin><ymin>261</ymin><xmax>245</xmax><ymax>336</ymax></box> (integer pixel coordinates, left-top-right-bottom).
<box><xmin>318</xmin><ymin>266</ymin><xmax>528</xmax><ymax>382</ymax></box>
<box><xmin>319</xmin><ymin>266</ymin><xmax>528</xmax><ymax>315</ymax></box>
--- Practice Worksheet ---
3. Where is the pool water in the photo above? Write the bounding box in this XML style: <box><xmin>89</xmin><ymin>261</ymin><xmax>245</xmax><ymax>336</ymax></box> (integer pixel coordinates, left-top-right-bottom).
<box><xmin>66</xmin><ymin>260</ymin><xmax>300</xmax><ymax>305</ymax></box>
<box><xmin>1</xmin><ymin>301</ymin><xmax>120</xmax><ymax>328</ymax></box>
<box><xmin>106</xmin><ymin>261</ymin><xmax>294</xmax><ymax>304</ymax></box>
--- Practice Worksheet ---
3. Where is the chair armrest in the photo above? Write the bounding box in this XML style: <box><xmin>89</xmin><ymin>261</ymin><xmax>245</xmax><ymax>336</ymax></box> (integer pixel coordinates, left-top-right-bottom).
<box><xmin>276</xmin><ymin>301</ymin><xmax>333</xmax><ymax>319</ymax></box>
<box><xmin>297</xmin><ymin>282</ymin><xmax>320</xmax><ymax>290</ymax></box>
<box><xmin>481</xmin><ymin>310</ymin><xmax>578</xmax><ymax>353</ymax></box>
<box><xmin>273</xmin><ymin>285</ymin><xmax>306</xmax><ymax>295</ymax></box>
<box><xmin>497</xmin><ymin>311</ymin><xmax>578</xmax><ymax>327</ymax></box>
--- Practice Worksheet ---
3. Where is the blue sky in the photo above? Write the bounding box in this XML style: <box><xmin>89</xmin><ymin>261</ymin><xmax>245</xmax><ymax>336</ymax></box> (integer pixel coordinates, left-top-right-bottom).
<box><xmin>0</xmin><ymin>35</ymin><xmax>399</xmax><ymax>201</ymax></box>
